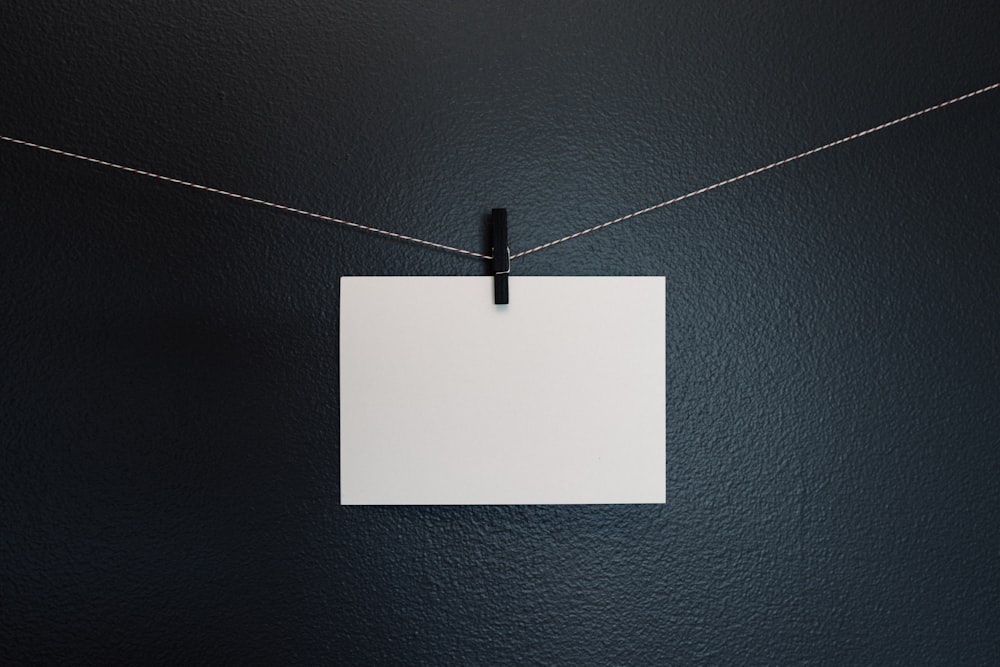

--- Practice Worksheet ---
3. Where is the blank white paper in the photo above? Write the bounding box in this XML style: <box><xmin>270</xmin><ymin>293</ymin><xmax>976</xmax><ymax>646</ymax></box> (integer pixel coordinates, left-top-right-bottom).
<box><xmin>340</xmin><ymin>276</ymin><xmax>665</xmax><ymax>505</ymax></box>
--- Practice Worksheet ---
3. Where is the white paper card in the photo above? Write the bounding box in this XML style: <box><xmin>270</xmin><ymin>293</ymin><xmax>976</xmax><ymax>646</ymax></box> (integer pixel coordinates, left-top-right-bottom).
<box><xmin>340</xmin><ymin>276</ymin><xmax>665</xmax><ymax>505</ymax></box>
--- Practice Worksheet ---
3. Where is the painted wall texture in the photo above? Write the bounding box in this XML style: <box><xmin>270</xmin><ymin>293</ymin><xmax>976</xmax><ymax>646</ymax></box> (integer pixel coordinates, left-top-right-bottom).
<box><xmin>1</xmin><ymin>1</ymin><xmax>998</xmax><ymax>663</ymax></box>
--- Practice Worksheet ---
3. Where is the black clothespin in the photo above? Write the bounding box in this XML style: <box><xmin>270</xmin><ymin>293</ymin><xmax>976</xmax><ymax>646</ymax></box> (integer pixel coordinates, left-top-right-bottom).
<box><xmin>491</xmin><ymin>208</ymin><xmax>509</xmax><ymax>305</ymax></box>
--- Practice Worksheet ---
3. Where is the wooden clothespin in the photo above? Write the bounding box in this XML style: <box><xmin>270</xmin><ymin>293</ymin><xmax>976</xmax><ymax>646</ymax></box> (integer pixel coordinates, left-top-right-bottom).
<box><xmin>491</xmin><ymin>208</ymin><xmax>509</xmax><ymax>305</ymax></box>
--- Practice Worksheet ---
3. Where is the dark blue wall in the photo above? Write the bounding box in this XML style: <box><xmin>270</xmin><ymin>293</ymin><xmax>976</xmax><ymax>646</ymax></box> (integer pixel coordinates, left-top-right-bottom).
<box><xmin>1</xmin><ymin>1</ymin><xmax>998</xmax><ymax>663</ymax></box>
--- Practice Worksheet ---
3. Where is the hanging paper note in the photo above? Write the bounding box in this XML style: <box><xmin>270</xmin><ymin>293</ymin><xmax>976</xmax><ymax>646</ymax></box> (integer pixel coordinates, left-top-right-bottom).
<box><xmin>339</xmin><ymin>276</ymin><xmax>665</xmax><ymax>505</ymax></box>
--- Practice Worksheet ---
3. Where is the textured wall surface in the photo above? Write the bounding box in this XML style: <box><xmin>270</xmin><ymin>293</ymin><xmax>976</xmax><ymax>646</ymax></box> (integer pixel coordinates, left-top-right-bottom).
<box><xmin>2</xmin><ymin>1</ymin><xmax>999</xmax><ymax>664</ymax></box>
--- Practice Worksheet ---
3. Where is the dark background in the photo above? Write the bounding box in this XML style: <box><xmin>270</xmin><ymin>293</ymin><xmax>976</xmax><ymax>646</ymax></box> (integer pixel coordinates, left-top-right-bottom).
<box><xmin>2</xmin><ymin>1</ymin><xmax>998</xmax><ymax>664</ymax></box>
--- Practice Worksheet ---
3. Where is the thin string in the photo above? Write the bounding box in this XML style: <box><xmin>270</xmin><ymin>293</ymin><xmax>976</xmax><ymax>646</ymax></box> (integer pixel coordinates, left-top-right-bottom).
<box><xmin>2</xmin><ymin>81</ymin><xmax>997</xmax><ymax>262</ymax></box>
<box><xmin>511</xmin><ymin>81</ymin><xmax>1000</xmax><ymax>259</ymax></box>
<box><xmin>0</xmin><ymin>135</ymin><xmax>490</xmax><ymax>260</ymax></box>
